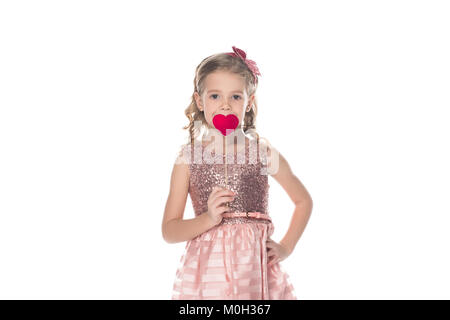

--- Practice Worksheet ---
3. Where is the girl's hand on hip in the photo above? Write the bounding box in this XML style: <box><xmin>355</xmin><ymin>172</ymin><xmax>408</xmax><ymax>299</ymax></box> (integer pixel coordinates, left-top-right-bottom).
<box><xmin>266</xmin><ymin>238</ymin><xmax>292</xmax><ymax>267</ymax></box>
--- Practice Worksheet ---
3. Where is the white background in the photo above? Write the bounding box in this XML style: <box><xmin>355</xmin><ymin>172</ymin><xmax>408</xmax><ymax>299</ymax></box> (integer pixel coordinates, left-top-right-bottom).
<box><xmin>1</xmin><ymin>0</ymin><xmax>449</xmax><ymax>299</ymax></box>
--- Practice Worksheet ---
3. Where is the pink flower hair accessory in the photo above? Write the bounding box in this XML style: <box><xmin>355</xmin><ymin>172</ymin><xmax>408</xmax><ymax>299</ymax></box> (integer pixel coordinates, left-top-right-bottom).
<box><xmin>225</xmin><ymin>46</ymin><xmax>261</xmax><ymax>85</ymax></box>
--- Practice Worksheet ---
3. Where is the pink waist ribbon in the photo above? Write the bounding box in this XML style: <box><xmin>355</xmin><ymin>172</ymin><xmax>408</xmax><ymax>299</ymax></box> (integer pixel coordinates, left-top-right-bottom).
<box><xmin>221</xmin><ymin>211</ymin><xmax>272</xmax><ymax>222</ymax></box>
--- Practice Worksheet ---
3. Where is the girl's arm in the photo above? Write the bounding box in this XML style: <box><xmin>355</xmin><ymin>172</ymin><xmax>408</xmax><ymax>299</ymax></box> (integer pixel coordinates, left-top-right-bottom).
<box><xmin>161</xmin><ymin>148</ymin><xmax>216</xmax><ymax>244</ymax></box>
<box><xmin>265</xmin><ymin>142</ymin><xmax>313</xmax><ymax>254</ymax></box>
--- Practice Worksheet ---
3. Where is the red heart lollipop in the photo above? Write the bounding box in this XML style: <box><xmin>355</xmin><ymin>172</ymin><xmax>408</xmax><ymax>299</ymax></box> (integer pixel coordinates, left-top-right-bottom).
<box><xmin>212</xmin><ymin>114</ymin><xmax>239</xmax><ymax>136</ymax></box>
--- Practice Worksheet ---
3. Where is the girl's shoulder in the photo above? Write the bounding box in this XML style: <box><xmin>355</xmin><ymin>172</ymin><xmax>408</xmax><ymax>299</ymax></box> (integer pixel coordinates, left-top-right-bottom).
<box><xmin>174</xmin><ymin>142</ymin><xmax>192</xmax><ymax>165</ymax></box>
<box><xmin>246</xmin><ymin>133</ymin><xmax>275</xmax><ymax>156</ymax></box>
<box><xmin>254</xmin><ymin>136</ymin><xmax>281</xmax><ymax>174</ymax></box>
<box><xmin>174</xmin><ymin>139</ymin><xmax>208</xmax><ymax>165</ymax></box>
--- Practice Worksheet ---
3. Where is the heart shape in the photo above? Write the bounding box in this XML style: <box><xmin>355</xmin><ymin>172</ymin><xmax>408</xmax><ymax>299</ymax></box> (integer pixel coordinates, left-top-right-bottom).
<box><xmin>212</xmin><ymin>114</ymin><xmax>239</xmax><ymax>136</ymax></box>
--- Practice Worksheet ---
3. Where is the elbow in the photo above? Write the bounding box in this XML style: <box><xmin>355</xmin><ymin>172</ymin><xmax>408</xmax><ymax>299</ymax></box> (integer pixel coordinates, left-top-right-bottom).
<box><xmin>162</xmin><ymin>230</ymin><xmax>170</xmax><ymax>244</ymax></box>
<box><xmin>294</xmin><ymin>197</ymin><xmax>313</xmax><ymax>213</ymax></box>
<box><xmin>164</xmin><ymin>235</ymin><xmax>181</xmax><ymax>245</ymax></box>
<box><xmin>162</xmin><ymin>220</ymin><xmax>178</xmax><ymax>244</ymax></box>
<box><xmin>162</xmin><ymin>231</ymin><xmax>175</xmax><ymax>244</ymax></box>
<box><xmin>161</xmin><ymin>223</ymin><xmax>172</xmax><ymax>244</ymax></box>
<box><xmin>163</xmin><ymin>236</ymin><xmax>175</xmax><ymax>244</ymax></box>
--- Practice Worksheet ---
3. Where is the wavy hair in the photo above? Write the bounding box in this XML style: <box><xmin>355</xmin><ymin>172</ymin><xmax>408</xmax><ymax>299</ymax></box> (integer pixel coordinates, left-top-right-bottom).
<box><xmin>183</xmin><ymin>51</ymin><xmax>261</xmax><ymax>146</ymax></box>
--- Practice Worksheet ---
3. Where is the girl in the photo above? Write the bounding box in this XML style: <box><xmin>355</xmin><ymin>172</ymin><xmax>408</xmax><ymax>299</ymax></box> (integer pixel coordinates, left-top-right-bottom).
<box><xmin>162</xmin><ymin>46</ymin><xmax>313</xmax><ymax>300</ymax></box>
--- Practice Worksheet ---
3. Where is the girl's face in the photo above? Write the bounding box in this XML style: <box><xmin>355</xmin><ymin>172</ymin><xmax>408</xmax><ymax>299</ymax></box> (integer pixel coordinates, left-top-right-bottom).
<box><xmin>194</xmin><ymin>70</ymin><xmax>255</xmax><ymax>131</ymax></box>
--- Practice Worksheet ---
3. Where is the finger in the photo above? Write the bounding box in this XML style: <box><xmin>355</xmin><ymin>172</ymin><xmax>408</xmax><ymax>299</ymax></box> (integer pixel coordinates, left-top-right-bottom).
<box><xmin>208</xmin><ymin>187</ymin><xmax>218</xmax><ymax>201</ymax></box>
<box><xmin>270</xmin><ymin>259</ymin><xmax>278</xmax><ymax>266</ymax></box>
<box><xmin>214</xmin><ymin>197</ymin><xmax>235</xmax><ymax>208</ymax></box>
<box><xmin>218</xmin><ymin>205</ymin><xmax>232</xmax><ymax>214</ymax></box>
<box><xmin>211</xmin><ymin>189</ymin><xmax>235</xmax><ymax>202</ymax></box>
<box><xmin>268</xmin><ymin>257</ymin><xmax>279</xmax><ymax>266</ymax></box>
<box><xmin>215</xmin><ymin>189</ymin><xmax>235</xmax><ymax>201</ymax></box>
<box><xmin>218</xmin><ymin>188</ymin><xmax>235</xmax><ymax>197</ymax></box>
<box><xmin>211</xmin><ymin>186</ymin><xmax>221</xmax><ymax>197</ymax></box>
<box><xmin>213</xmin><ymin>200</ymin><xmax>232</xmax><ymax>211</ymax></box>
<box><xmin>211</xmin><ymin>186</ymin><xmax>227</xmax><ymax>195</ymax></box>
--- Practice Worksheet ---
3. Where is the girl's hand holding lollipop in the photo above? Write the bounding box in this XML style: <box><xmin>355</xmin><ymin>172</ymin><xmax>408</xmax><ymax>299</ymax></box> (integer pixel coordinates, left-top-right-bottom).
<box><xmin>205</xmin><ymin>186</ymin><xmax>236</xmax><ymax>226</ymax></box>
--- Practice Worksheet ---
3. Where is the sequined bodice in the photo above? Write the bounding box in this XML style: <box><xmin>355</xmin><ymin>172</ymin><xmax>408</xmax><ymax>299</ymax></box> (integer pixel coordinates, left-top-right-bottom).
<box><xmin>182</xmin><ymin>137</ymin><xmax>270</xmax><ymax>221</ymax></box>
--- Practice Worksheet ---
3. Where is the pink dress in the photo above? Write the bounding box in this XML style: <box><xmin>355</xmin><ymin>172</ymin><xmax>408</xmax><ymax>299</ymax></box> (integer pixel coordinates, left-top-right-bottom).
<box><xmin>171</xmin><ymin>137</ymin><xmax>297</xmax><ymax>300</ymax></box>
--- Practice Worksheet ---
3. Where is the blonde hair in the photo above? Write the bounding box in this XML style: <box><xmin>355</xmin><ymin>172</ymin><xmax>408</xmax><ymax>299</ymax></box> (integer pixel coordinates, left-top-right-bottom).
<box><xmin>183</xmin><ymin>51</ymin><xmax>261</xmax><ymax>146</ymax></box>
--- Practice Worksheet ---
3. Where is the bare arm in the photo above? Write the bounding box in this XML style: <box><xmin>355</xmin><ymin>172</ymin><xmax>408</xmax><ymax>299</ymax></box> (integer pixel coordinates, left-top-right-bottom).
<box><xmin>161</xmin><ymin>147</ymin><xmax>217</xmax><ymax>244</ymax></box>
<box><xmin>265</xmin><ymin>142</ymin><xmax>313</xmax><ymax>254</ymax></box>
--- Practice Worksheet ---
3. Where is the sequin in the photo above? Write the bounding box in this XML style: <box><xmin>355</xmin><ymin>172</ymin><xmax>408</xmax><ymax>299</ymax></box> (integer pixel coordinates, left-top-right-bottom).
<box><xmin>181</xmin><ymin>136</ymin><xmax>270</xmax><ymax>219</ymax></box>
<box><xmin>172</xmin><ymin>136</ymin><xmax>298</xmax><ymax>300</ymax></box>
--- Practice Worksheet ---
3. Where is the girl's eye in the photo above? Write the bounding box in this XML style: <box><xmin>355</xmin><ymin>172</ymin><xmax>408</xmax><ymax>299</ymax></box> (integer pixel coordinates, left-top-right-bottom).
<box><xmin>209</xmin><ymin>94</ymin><xmax>241</xmax><ymax>100</ymax></box>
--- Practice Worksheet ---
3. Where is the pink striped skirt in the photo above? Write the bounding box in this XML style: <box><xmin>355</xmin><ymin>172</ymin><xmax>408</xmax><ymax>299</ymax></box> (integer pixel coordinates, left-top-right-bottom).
<box><xmin>171</xmin><ymin>212</ymin><xmax>297</xmax><ymax>300</ymax></box>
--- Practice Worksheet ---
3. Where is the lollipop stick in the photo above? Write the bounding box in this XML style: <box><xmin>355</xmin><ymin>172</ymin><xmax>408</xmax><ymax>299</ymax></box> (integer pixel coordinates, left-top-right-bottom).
<box><xmin>225</xmin><ymin>136</ymin><xmax>228</xmax><ymax>207</ymax></box>
<box><xmin>225</xmin><ymin>137</ymin><xmax>228</xmax><ymax>186</ymax></box>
